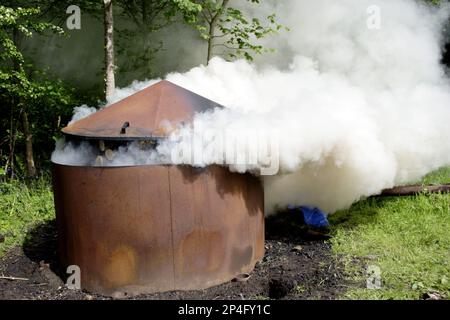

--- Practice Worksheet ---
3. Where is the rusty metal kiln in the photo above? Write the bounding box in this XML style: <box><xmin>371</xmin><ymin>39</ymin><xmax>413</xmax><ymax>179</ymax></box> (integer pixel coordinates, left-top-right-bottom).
<box><xmin>52</xmin><ymin>80</ymin><xmax>265</xmax><ymax>297</ymax></box>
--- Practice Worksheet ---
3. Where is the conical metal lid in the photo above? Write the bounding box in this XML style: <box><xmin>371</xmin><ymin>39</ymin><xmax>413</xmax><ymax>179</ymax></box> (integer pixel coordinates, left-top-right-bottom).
<box><xmin>62</xmin><ymin>80</ymin><xmax>223</xmax><ymax>140</ymax></box>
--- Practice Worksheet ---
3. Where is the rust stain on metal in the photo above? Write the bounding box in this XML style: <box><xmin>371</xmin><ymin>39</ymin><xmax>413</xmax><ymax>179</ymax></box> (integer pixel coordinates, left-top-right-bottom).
<box><xmin>62</xmin><ymin>80</ymin><xmax>224</xmax><ymax>140</ymax></box>
<box><xmin>103</xmin><ymin>244</ymin><xmax>138</xmax><ymax>288</ymax></box>
<box><xmin>52</xmin><ymin>164</ymin><xmax>264</xmax><ymax>296</ymax></box>
<box><xmin>178</xmin><ymin>230</ymin><xmax>225</xmax><ymax>275</ymax></box>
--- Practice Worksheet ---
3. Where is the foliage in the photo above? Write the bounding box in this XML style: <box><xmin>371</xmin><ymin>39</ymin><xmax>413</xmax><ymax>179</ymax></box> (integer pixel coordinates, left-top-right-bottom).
<box><xmin>175</xmin><ymin>0</ymin><xmax>287</xmax><ymax>63</ymax></box>
<box><xmin>0</xmin><ymin>5</ymin><xmax>78</xmax><ymax>177</ymax></box>
<box><xmin>115</xmin><ymin>1</ymin><xmax>173</xmax><ymax>81</ymax></box>
<box><xmin>0</xmin><ymin>6</ymin><xmax>64</xmax><ymax>82</ymax></box>
<box><xmin>426</xmin><ymin>0</ymin><xmax>443</xmax><ymax>5</ymax></box>
<box><xmin>330</xmin><ymin>167</ymin><xmax>450</xmax><ymax>300</ymax></box>
<box><xmin>115</xmin><ymin>0</ymin><xmax>201</xmax><ymax>81</ymax></box>
<box><xmin>1</xmin><ymin>1</ymin><xmax>102</xmax><ymax>24</ymax></box>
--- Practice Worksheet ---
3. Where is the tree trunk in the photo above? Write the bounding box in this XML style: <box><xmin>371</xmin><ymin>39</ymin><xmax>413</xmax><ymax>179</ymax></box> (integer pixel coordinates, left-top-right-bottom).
<box><xmin>206</xmin><ymin>0</ymin><xmax>229</xmax><ymax>65</ymax></box>
<box><xmin>206</xmin><ymin>13</ymin><xmax>220</xmax><ymax>65</ymax></box>
<box><xmin>206</xmin><ymin>22</ymin><xmax>214</xmax><ymax>65</ymax></box>
<box><xmin>12</xmin><ymin>28</ymin><xmax>36</xmax><ymax>177</ymax></box>
<box><xmin>142</xmin><ymin>0</ymin><xmax>149</xmax><ymax>23</ymax></box>
<box><xmin>7</xmin><ymin>111</ymin><xmax>17</xmax><ymax>179</ymax></box>
<box><xmin>21</xmin><ymin>110</ymin><xmax>36</xmax><ymax>177</ymax></box>
<box><xmin>103</xmin><ymin>0</ymin><xmax>115</xmax><ymax>99</ymax></box>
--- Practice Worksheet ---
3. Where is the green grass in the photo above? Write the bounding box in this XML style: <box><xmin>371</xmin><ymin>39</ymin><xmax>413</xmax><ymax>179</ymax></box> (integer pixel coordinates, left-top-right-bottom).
<box><xmin>330</xmin><ymin>167</ymin><xmax>450</xmax><ymax>300</ymax></box>
<box><xmin>420</xmin><ymin>167</ymin><xmax>450</xmax><ymax>185</ymax></box>
<box><xmin>0</xmin><ymin>177</ymin><xmax>55</xmax><ymax>257</ymax></box>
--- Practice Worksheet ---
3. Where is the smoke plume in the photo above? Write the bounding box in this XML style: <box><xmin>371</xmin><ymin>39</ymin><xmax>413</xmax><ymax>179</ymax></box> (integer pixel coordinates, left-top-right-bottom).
<box><xmin>53</xmin><ymin>0</ymin><xmax>450</xmax><ymax>214</ymax></box>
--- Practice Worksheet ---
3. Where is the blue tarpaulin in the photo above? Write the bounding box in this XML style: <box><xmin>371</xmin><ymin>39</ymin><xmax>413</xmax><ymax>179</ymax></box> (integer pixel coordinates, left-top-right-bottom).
<box><xmin>288</xmin><ymin>205</ymin><xmax>329</xmax><ymax>228</ymax></box>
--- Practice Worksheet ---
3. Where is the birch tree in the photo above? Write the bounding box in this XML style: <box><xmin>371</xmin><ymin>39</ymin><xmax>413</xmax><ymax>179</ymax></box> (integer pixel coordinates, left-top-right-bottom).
<box><xmin>103</xmin><ymin>0</ymin><xmax>115</xmax><ymax>99</ymax></box>
<box><xmin>177</xmin><ymin>0</ymin><xmax>286</xmax><ymax>64</ymax></box>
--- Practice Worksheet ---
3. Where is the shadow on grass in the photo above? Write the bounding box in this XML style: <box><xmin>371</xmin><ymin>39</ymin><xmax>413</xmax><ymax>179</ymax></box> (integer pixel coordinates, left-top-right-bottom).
<box><xmin>22</xmin><ymin>219</ymin><xmax>67</xmax><ymax>282</ymax></box>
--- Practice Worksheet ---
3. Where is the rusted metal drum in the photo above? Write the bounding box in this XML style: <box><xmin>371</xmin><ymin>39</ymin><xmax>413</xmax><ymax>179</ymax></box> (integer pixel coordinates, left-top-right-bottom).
<box><xmin>52</xmin><ymin>163</ymin><xmax>264</xmax><ymax>296</ymax></box>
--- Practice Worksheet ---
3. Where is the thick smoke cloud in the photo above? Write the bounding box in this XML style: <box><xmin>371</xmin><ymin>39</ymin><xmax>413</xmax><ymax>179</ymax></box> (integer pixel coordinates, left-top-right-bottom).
<box><xmin>53</xmin><ymin>0</ymin><xmax>450</xmax><ymax>214</ymax></box>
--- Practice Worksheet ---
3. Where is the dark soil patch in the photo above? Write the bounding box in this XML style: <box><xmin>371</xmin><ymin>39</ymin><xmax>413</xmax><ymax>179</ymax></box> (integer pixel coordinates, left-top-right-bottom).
<box><xmin>0</xmin><ymin>212</ymin><xmax>351</xmax><ymax>300</ymax></box>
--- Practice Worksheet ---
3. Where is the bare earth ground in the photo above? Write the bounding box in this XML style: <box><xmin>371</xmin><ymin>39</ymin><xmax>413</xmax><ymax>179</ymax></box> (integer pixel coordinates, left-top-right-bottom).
<box><xmin>0</xmin><ymin>213</ymin><xmax>354</xmax><ymax>300</ymax></box>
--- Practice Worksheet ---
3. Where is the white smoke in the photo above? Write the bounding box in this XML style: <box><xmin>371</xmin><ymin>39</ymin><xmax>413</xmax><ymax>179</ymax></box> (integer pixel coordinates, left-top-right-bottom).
<box><xmin>52</xmin><ymin>139</ymin><xmax>97</xmax><ymax>166</ymax></box>
<box><xmin>69</xmin><ymin>105</ymin><xmax>97</xmax><ymax>124</ymax></box>
<box><xmin>53</xmin><ymin>0</ymin><xmax>450</xmax><ymax>213</ymax></box>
